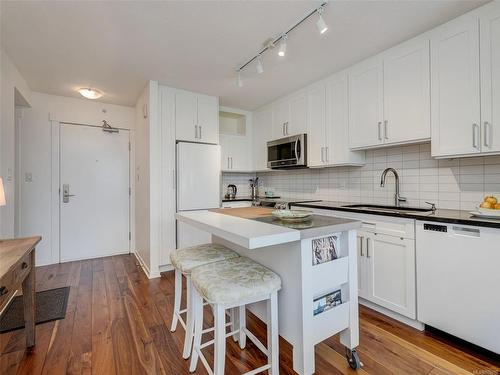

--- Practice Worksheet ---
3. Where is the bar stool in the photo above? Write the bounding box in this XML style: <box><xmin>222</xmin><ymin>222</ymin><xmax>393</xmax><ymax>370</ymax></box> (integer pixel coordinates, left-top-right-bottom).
<box><xmin>170</xmin><ymin>243</ymin><xmax>240</xmax><ymax>359</ymax></box>
<box><xmin>189</xmin><ymin>256</ymin><xmax>282</xmax><ymax>375</ymax></box>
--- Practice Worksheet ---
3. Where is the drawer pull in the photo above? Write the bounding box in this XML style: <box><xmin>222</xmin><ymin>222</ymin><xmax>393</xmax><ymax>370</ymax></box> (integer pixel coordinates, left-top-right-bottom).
<box><xmin>0</xmin><ymin>286</ymin><xmax>8</xmax><ymax>296</ymax></box>
<box><xmin>22</xmin><ymin>262</ymin><xmax>28</xmax><ymax>269</ymax></box>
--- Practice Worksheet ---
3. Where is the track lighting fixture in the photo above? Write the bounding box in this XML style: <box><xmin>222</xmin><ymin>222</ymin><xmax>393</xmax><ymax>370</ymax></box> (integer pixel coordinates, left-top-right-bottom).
<box><xmin>256</xmin><ymin>55</ymin><xmax>264</xmax><ymax>74</ymax></box>
<box><xmin>278</xmin><ymin>34</ymin><xmax>287</xmax><ymax>57</ymax></box>
<box><xmin>316</xmin><ymin>7</ymin><xmax>328</xmax><ymax>34</ymax></box>
<box><xmin>234</xmin><ymin>2</ymin><xmax>327</xmax><ymax>87</ymax></box>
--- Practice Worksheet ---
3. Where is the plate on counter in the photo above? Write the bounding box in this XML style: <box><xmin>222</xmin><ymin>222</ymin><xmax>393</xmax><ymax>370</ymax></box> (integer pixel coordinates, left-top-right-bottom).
<box><xmin>272</xmin><ymin>209</ymin><xmax>313</xmax><ymax>222</ymax></box>
<box><xmin>470</xmin><ymin>208</ymin><xmax>500</xmax><ymax>219</ymax></box>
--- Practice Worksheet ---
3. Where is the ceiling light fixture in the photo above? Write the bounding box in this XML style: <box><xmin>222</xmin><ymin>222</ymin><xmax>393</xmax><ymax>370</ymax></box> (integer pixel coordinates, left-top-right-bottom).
<box><xmin>316</xmin><ymin>6</ymin><xmax>329</xmax><ymax>34</ymax></box>
<box><xmin>256</xmin><ymin>55</ymin><xmax>264</xmax><ymax>74</ymax></box>
<box><xmin>78</xmin><ymin>88</ymin><xmax>103</xmax><ymax>100</ymax></box>
<box><xmin>278</xmin><ymin>34</ymin><xmax>287</xmax><ymax>57</ymax></box>
<box><xmin>234</xmin><ymin>2</ymin><xmax>327</xmax><ymax>87</ymax></box>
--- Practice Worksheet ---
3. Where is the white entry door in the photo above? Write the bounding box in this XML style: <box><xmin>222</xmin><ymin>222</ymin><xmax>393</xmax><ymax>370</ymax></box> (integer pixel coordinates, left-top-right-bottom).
<box><xmin>60</xmin><ymin>123</ymin><xmax>130</xmax><ymax>262</ymax></box>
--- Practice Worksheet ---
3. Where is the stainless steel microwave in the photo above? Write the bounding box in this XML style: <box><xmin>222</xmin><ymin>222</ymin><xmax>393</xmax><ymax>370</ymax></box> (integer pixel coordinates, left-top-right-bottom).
<box><xmin>267</xmin><ymin>134</ymin><xmax>307</xmax><ymax>169</ymax></box>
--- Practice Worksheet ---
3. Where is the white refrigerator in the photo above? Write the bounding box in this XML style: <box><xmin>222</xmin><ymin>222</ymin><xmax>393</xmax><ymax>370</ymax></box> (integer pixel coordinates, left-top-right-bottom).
<box><xmin>176</xmin><ymin>142</ymin><xmax>221</xmax><ymax>248</ymax></box>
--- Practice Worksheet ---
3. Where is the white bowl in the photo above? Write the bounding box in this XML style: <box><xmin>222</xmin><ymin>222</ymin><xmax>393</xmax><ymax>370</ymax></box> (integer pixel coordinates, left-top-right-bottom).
<box><xmin>272</xmin><ymin>209</ymin><xmax>313</xmax><ymax>222</ymax></box>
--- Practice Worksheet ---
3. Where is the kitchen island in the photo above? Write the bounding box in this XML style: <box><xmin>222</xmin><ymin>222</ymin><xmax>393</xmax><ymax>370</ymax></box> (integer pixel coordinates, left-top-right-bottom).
<box><xmin>176</xmin><ymin>208</ymin><xmax>361</xmax><ymax>374</ymax></box>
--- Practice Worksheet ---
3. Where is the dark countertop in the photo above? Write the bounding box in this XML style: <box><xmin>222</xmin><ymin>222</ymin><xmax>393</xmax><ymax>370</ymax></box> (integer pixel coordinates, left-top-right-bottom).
<box><xmin>292</xmin><ymin>201</ymin><xmax>500</xmax><ymax>229</ymax></box>
<box><xmin>222</xmin><ymin>196</ymin><xmax>281</xmax><ymax>202</ymax></box>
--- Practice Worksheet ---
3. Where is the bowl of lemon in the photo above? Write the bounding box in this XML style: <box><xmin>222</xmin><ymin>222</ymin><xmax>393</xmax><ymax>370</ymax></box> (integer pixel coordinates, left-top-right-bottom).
<box><xmin>472</xmin><ymin>196</ymin><xmax>500</xmax><ymax>218</ymax></box>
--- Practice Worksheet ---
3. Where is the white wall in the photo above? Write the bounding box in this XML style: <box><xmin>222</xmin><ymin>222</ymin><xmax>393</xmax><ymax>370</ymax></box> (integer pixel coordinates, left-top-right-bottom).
<box><xmin>0</xmin><ymin>49</ymin><xmax>32</xmax><ymax>238</ymax></box>
<box><xmin>18</xmin><ymin>92</ymin><xmax>135</xmax><ymax>265</ymax></box>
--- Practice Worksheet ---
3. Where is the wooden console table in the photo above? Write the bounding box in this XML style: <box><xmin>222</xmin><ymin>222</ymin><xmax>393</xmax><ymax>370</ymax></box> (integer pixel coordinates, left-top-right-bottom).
<box><xmin>0</xmin><ymin>236</ymin><xmax>41</xmax><ymax>347</ymax></box>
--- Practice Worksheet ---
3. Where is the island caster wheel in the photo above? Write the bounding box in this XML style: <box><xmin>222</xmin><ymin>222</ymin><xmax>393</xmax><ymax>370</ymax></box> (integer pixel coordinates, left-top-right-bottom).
<box><xmin>346</xmin><ymin>348</ymin><xmax>362</xmax><ymax>370</ymax></box>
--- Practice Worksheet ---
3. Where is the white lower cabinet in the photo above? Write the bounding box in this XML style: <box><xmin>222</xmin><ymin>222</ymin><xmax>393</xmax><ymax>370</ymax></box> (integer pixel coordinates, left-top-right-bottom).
<box><xmin>365</xmin><ymin>232</ymin><xmax>416</xmax><ymax>319</ymax></box>
<box><xmin>305</xmin><ymin>208</ymin><xmax>417</xmax><ymax>320</ymax></box>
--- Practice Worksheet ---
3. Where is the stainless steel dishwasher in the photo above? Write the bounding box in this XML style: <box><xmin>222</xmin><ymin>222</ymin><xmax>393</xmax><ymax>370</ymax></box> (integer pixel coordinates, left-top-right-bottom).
<box><xmin>416</xmin><ymin>221</ymin><xmax>500</xmax><ymax>355</ymax></box>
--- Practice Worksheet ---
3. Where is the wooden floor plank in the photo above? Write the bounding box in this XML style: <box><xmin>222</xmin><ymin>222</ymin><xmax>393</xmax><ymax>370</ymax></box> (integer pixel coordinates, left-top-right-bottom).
<box><xmin>2</xmin><ymin>254</ymin><xmax>499</xmax><ymax>375</ymax></box>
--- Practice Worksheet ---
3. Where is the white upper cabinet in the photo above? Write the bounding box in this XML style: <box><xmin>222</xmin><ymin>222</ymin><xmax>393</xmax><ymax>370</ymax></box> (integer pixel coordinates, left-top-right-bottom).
<box><xmin>175</xmin><ymin>89</ymin><xmax>198</xmax><ymax>142</ymax></box>
<box><xmin>220</xmin><ymin>134</ymin><xmax>251</xmax><ymax>171</ymax></box>
<box><xmin>306</xmin><ymin>82</ymin><xmax>326</xmax><ymax>167</ymax></box>
<box><xmin>383</xmin><ymin>38</ymin><xmax>430</xmax><ymax>145</ymax></box>
<box><xmin>272</xmin><ymin>90</ymin><xmax>308</xmax><ymax>139</ymax></box>
<box><xmin>430</xmin><ymin>15</ymin><xmax>481</xmax><ymax>157</ymax></box>
<box><xmin>349</xmin><ymin>57</ymin><xmax>384</xmax><ymax>149</ymax></box>
<box><xmin>197</xmin><ymin>94</ymin><xmax>219</xmax><ymax>144</ymax></box>
<box><xmin>288</xmin><ymin>90</ymin><xmax>308</xmax><ymax>136</ymax></box>
<box><xmin>325</xmin><ymin>72</ymin><xmax>365</xmax><ymax>166</ymax></box>
<box><xmin>175</xmin><ymin>89</ymin><xmax>219</xmax><ymax>144</ymax></box>
<box><xmin>480</xmin><ymin>7</ymin><xmax>500</xmax><ymax>153</ymax></box>
<box><xmin>349</xmin><ymin>36</ymin><xmax>430</xmax><ymax>150</ymax></box>
<box><xmin>307</xmin><ymin>73</ymin><xmax>365</xmax><ymax>167</ymax></box>
<box><xmin>253</xmin><ymin>106</ymin><xmax>273</xmax><ymax>171</ymax></box>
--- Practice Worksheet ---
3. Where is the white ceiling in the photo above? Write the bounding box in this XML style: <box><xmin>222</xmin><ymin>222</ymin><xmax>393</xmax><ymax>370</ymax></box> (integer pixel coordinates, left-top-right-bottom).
<box><xmin>1</xmin><ymin>0</ymin><xmax>488</xmax><ymax>110</ymax></box>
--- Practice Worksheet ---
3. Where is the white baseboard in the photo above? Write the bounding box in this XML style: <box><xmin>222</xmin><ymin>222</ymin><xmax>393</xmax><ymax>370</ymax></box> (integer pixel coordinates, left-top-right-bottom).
<box><xmin>134</xmin><ymin>251</ymin><xmax>155</xmax><ymax>279</ymax></box>
<box><xmin>159</xmin><ymin>264</ymin><xmax>174</xmax><ymax>273</ymax></box>
<box><xmin>359</xmin><ymin>298</ymin><xmax>425</xmax><ymax>331</ymax></box>
<box><xmin>58</xmin><ymin>250</ymin><xmax>131</xmax><ymax>264</ymax></box>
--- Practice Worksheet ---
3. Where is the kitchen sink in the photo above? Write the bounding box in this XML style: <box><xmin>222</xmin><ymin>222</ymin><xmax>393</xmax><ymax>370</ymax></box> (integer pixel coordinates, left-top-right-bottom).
<box><xmin>341</xmin><ymin>204</ymin><xmax>433</xmax><ymax>213</ymax></box>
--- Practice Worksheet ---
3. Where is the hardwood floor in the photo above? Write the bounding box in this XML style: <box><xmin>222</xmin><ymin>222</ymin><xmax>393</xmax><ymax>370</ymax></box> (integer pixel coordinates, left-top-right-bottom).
<box><xmin>1</xmin><ymin>254</ymin><xmax>499</xmax><ymax>375</ymax></box>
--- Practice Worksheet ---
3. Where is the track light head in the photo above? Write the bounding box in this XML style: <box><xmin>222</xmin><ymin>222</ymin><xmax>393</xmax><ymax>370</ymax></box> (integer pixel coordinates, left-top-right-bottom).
<box><xmin>278</xmin><ymin>34</ymin><xmax>287</xmax><ymax>57</ymax></box>
<box><xmin>316</xmin><ymin>7</ymin><xmax>328</xmax><ymax>34</ymax></box>
<box><xmin>256</xmin><ymin>55</ymin><xmax>264</xmax><ymax>74</ymax></box>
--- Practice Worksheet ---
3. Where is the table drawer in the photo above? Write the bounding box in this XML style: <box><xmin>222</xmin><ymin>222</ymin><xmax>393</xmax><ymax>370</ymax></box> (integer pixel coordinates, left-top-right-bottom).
<box><xmin>0</xmin><ymin>252</ymin><xmax>32</xmax><ymax>314</ymax></box>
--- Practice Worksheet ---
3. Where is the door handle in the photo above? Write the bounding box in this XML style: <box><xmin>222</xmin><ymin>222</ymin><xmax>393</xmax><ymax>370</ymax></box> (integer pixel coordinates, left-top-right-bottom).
<box><xmin>484</xmin><ymin>121</ymin><xmax>491</xmax><ymax>148</ymax></box>
<box><xmin>62</xmin><ymin>184</ymin><xmax>75</xmax><ymax>203</ymax></box>
<box><xmin>472</xmin><ymin>123</ymin><xmax>479</xmax><ymax>149</ymax></box>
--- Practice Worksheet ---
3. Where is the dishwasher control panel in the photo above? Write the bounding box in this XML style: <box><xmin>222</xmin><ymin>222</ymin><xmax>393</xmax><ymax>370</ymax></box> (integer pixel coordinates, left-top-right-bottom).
<box><xmin>423</xmin><ymin>223</ymin><xmax>448</xmax><ymax>232</ymax></box>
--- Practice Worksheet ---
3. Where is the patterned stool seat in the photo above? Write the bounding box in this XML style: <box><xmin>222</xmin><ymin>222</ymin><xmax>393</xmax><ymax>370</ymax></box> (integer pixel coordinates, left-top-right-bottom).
<box><xmin>191</xmin><ymin>256</ymin><xmax>282</xmax><ymax>305</ymax></box>
<box><xmin>170</xmin><ymin>243</ymin><xmax>239</xmax><ymax>273</ymax></box>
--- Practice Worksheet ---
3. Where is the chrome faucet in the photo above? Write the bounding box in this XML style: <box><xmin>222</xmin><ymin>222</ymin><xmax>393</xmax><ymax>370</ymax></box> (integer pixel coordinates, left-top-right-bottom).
<box><xmin>380</xmin><ymin>168</ymin><xmax>407</xmax><ymax>207</ymax></box>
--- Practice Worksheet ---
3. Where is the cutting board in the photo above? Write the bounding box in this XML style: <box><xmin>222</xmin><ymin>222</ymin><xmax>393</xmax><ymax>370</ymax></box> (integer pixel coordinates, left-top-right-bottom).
<box><xmin>210</xmin><ymin>207</ymin><xmax>274</xmax><ymax>219</ymax></box>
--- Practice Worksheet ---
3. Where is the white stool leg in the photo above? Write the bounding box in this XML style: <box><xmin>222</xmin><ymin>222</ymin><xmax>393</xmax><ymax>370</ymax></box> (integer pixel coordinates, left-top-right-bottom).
<box><xmin>213</xmin><ymin>304</ymin><xmax>227</xmax><ymax>375</ymax></box>
<box><xmin>189</xmin><ymin>288</ymin><xmax>203</xmax><ymax>373</ymax></box>
<box><xmin>230</xmin><ymin>308</ymin><xmax>238</xmax><ymax>342</ymax></box>
<box><xmin>182</xmin><ymin>274</ymin><xmax>194</xmax><ymax>359</ymax></box>
<box><xmin>267</xmin><ymin>291</ymin><xmax>279</xmax><ymax>375</ymax></box>
<box><xmin>170</xmin><ymin>269</ymin><xmax>182</xmax><ymax>332</ymax></box>
<box><xmin>238</xmin><ymin>305</ymin><xmax>246</xmax><ymax>349</ymax></box>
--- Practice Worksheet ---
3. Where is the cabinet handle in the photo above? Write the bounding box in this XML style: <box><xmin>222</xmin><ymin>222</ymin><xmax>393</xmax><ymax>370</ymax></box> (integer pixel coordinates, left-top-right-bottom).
<box><xmin>282</xmin><ymin>123</ymin><xmax>285</xmax><ymax>136</ymax></box>
<box><xmin>325</xmin><ymin>146</ymin><xmax>329</xmax><ymax>163</ymax></box>
<box><xmin>199</xmin><ymin>126</ymin><xmax>202</xmax><ymax>139</ymax></box>
<box><xmin>320</xmin><ymin>147</ymin><xmax>324</xmax><ymax>163</ymax></box>
<box><xmin>359</xmin><ymin>236</ymin><xmax>364</xmax><ymax>257</ymax></box>
<box><xmin>472</xmin><ymin>123</ymin><xmax>479</xmax><ymax>149</ymax></box>
<box><xmin>366</xmin><ymin>237</ymin><xmax>370</xmax><ymax>258</ymax></box>
<box><xmin>227</xmin><ymin>157</ymin><xmax>230</xmax><ymax>169</ymax></box>
<box><xmin>384</xmin><ymin>120</ymin><xmax>388</xmax><ymax>140</ymax></box>
<box><xmin>231</xmin><ymin>157</ymin><xmax>233</xmax><ymax>169</ymax></box>
<box><xmin>484</xmin><ymin>121</ymin><xmax>491</xmax><ymax>148</ymax></box>
<box><xmin>377</xmin><ymin>122</ymin><xmax>382</xmax><ymax>140</ymax></box>
<box><xmin>195</xmin><ymin>125</ymin><xmax>198</xmax><ymax>139</ymax></box>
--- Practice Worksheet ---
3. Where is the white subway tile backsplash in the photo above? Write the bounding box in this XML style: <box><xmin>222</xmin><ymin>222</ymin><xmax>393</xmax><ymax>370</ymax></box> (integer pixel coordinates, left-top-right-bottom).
<box><xmin>222</xmin><ymin>143</ymin><xmax>500</xmax><ymax>211</ymax></box>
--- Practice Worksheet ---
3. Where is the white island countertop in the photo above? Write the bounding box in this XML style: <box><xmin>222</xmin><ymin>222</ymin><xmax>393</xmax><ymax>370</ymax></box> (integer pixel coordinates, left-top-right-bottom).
<box><xmin>176</xmin><ymin>208</ymin><xmax>360</xmax><ymax>249</ymax></box>
<box><xmin>176</xmin><ymin>210</ymin><xmax>300</xmax><ymax>249</ymax></box>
